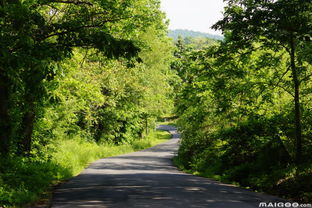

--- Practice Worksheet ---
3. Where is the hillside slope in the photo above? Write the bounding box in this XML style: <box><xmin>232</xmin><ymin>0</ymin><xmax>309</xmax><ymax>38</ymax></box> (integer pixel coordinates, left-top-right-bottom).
<box><xmin>168</xmin><ymin>29</ymin><xmax>223</xmax><ymax>40</ymax></box>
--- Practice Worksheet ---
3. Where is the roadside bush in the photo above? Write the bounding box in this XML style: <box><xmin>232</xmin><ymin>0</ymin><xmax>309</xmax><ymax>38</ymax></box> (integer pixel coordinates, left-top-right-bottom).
<box><xmin>176</xmin><ymin>115</ymin><xmax>312</xmax><ymax>202</ymax></box>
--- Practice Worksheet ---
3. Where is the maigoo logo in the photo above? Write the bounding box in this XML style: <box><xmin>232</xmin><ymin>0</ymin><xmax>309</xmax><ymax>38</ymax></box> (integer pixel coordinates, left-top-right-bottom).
<box><xmin>259</xmin><ymin>202</ymin><xmax>312</xmax><ymax>208</ymax></box>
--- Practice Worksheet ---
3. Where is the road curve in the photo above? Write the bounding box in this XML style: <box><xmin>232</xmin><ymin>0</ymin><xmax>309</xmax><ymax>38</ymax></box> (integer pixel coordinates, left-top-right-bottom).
<box><xmin>51</xmin><ymin>125</ymin><xmax>283</xmax><ymax>208</ymax></box>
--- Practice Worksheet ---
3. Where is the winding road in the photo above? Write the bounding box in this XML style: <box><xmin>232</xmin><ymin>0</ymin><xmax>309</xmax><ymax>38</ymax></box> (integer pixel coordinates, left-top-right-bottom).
<box><xmin>51</xmin><ymin>125</ymin><xmax>284</xmax><ymax>208</ymax></box>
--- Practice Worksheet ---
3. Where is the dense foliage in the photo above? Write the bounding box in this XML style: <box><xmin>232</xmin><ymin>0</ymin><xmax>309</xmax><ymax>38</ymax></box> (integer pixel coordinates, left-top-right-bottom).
<box><xmin>0</xmin><ymin>0</ymin><xmax>175</xmax><ymax>206</ymax></box>
<box><xmin>0</xmin><ymin>0</ymin><xmax>174</xmax><ymax>156</ymax></box>
<box><xmin>174</xmin><ymin>0</ymin><xmax>312</xmax><ymax>203</ymax></box>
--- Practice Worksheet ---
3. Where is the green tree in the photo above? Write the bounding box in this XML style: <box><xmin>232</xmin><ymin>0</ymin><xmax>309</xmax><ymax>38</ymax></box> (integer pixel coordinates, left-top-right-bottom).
<box><xmin>33</xmin><ymin>10</ymin><xmax>174</xmax><ymax>147</ymax></box>
<box><xmin>212</xmin><ymin>0</ymin><xmax>312</xmax><ymax>166</ymax></box>
<box><xmin>0</xmin><ymin>0</ymin><xmax>162</xmax><ymax>156</ymax></box>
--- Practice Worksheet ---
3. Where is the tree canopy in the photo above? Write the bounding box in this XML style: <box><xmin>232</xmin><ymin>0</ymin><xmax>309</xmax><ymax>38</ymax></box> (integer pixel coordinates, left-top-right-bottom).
<box><xmin>0</xmin><ymin>0</ymin><xmax>173</xmax><ymax>155</ymax></box>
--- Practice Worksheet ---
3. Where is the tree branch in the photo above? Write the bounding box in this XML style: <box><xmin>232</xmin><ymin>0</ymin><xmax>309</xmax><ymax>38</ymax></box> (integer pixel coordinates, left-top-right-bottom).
<box><xmin>40</xmin><ymin>16</ymin><xmax>128</xmax><ymax>41</ymax></box>
<box><xmin>277</xmin><ymin>84</ymin><xmax>294</xmax><ymax>97</ymax></box>
<box><xmin>300</xmin><ymin>73</ymin><xmax>312</xmax><ymax>84</ymax></box>
<box><xmin>47</xmin><ymin>0</ymin><xmax>93</xmax><ymax>6</ymax></box>
<box><xmin>42</xmin><ymin>24</ymin><xmax>105</xmax><ymax>40</ymax></box>
<box><xmin>271</xmin><ymin>66</ymin><xmax>291</xmax><ymax>91</ymax></box>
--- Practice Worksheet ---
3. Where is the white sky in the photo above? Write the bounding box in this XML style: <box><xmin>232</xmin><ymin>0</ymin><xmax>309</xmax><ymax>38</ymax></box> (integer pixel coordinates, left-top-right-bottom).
<box><xmin>160</xmin><ymin>0</ymin><xmax>226</xmax><ymax>35</ymax></box>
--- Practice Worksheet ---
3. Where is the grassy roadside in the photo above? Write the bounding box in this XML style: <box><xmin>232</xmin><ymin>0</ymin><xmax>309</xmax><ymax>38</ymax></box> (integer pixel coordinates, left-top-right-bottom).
<box><xmin>0</xmin><ymin>129</ymin><xmax>171</xmax><ymax>208</ymax></box>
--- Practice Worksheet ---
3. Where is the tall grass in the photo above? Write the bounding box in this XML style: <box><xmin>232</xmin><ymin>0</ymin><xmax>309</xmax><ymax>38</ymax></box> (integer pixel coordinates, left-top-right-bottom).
<box><xmin>0</xmin><ymin>129</ymin><xmax>171</xmax><ymax>208</ymax></box>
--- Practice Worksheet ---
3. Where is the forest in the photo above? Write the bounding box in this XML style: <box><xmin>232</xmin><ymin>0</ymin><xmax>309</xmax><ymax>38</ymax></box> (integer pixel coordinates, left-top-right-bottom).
<box><xmin>174</xmin><ymin>0</ymin><xmax>312</xmax><ymax>203</ymax></box>
<box><xmin>0</xmin><ymin>0</ymin><xmax>176</xmax><ymax>206</ymax></box>
<box><xmin>0</xmin><ymin>0</ymin><xmax>311</xmax><ymax>207</ymax></box>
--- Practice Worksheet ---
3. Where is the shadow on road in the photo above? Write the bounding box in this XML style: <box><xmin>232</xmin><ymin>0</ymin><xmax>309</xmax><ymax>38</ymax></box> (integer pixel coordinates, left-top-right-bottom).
<box><xmin>51</xmin><ymin>125</ymin><xmax>284</xmax><ymax>208</ymax></box>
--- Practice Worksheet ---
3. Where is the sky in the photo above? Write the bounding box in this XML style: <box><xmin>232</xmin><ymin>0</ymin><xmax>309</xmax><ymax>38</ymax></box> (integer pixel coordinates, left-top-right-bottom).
<box><xmin>160</xmin><ymin>0</ymin><xmax>226</xmax><ymax>35</ymax></box>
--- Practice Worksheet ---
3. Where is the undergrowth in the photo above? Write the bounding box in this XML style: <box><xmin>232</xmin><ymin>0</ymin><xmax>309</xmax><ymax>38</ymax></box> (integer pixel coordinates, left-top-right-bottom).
<box><xmin>175</xmin><ymin>117</ymin><xmax>312</xmax><ymax>203</ymax></box>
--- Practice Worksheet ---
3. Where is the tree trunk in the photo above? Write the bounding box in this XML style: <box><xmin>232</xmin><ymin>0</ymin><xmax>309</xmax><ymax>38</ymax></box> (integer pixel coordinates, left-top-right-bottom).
<box><xmin>94</xmin><ymin>122</ymin><xmax>104</xmax><ymax>142</ymax></box>
<box><xmin>145</xmin><ymin>115</ymin><xmax>148</xmax><ymax>137</ymax></box>
<box><xmin>290</xmin><ymin>35</ymin><xmax>302</xmax><ymax>166</ymax></box>
<box><xmin>18</xmin><ymin>98</ymin><xmax>36</xmax><ymax>156</ymax></box>
<box><xmin>19</xmin><ymin>111</ymin><xmax>35</xmax><ymax>155</ymax></box>
<box><xmin>0</xmin><ymin>76</ymin><xmax>10</xmax><ymax>156</ymax></box>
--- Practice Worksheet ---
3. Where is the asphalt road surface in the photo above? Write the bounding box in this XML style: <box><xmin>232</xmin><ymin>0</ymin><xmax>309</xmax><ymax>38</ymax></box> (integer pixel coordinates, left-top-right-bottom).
<box><xmin>51</xmin><ymin>125</ymin><xmax>284</xmax><ymax>208</ymax></box>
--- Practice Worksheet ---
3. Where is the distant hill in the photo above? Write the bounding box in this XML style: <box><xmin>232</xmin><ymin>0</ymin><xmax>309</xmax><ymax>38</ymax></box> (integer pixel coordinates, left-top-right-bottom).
<box><xmin>168</xmin><ymin>29</ymin><xmax>223</xmax><ymax>41</ymax></box>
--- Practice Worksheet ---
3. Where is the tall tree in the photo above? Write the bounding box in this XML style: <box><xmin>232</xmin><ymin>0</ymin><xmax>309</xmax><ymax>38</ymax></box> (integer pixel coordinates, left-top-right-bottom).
<box><xmin>0</xmin><ymin>0</ymin><xmax>161</xmax><ymax>156</ymax></box>
<box><xmin>213</xmin><ymin>0</ymin><xmax>312</xmax><ymax>166</ymax></box>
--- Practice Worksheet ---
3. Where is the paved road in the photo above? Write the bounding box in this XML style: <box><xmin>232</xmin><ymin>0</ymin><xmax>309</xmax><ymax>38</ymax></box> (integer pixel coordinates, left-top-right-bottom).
<box><xmin>51</xmin><ymin>125</ymin><xmax>283</xmax><ymax>208</ymax></box>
